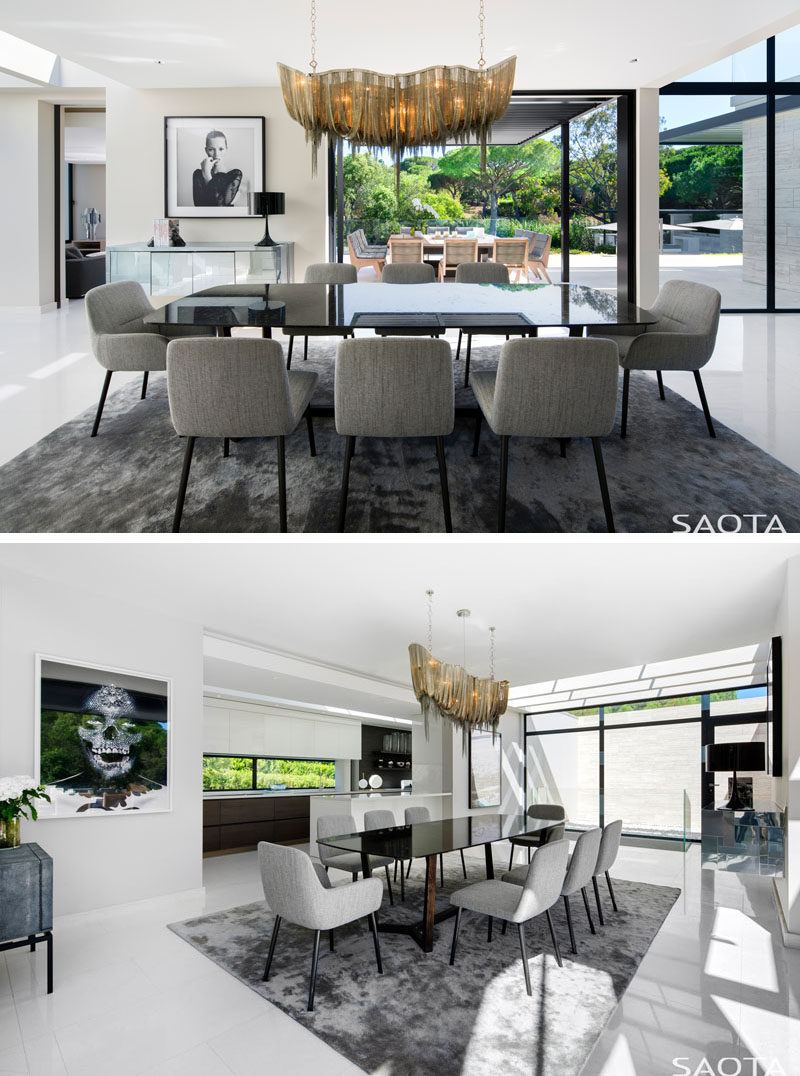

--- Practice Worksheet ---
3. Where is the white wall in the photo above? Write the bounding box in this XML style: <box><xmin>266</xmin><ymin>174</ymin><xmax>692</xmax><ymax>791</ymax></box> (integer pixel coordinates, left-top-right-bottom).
<box><xmin>0</xmin><ymin>565</ymin><xmax>204</xmax><ymax>917</ymax></box>
<box><xmin>203</xmin><ymin>697</ymin><xmax>361</xmax><ymax>760</ymax></box>
<box><xmin>105</xmin><ymin>85</ymin><xmax>327</xmax><ymax>281</ymax></box>
<box><xmin>636</xmin><ymin>87</ymin><xmax>661</xmax><ymax>308</ymax></box>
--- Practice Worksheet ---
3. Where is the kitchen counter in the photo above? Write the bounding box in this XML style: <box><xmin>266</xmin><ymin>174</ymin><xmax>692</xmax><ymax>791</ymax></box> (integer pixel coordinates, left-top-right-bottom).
<box><xmin>202</xmin><ymin>789</ymin><xmax>452</xmax><ymax>800</ymax></box>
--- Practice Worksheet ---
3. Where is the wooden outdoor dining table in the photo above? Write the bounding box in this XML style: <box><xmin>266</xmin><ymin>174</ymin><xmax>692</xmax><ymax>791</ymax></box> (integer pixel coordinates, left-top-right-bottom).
<box><xmin>317</xmin><ymin>813</ymin><xmax>561</xmax><ymax>952</ymax></box>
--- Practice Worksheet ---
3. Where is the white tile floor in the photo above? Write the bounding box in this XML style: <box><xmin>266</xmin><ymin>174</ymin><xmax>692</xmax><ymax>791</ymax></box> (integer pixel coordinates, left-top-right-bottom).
<box><xmin>1</xmin><ymin>842</ymin><xmax>797</xmax><ymax>1076</ymax></box>
<box><xmin>2</xmin><ymin>300</ymin><xmax>800</xmax><ymax>488</ymax></box>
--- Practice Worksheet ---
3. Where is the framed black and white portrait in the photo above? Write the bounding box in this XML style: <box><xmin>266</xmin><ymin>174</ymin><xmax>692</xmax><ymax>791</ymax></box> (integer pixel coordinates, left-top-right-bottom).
<box><xmin>35</xmin><ymin>655</ymin><xmax>171</xmax><ymax>818</ymax></box>
<box><xmin>164</xmin><ymin>116</ymin><xmax>265</xmax><ymax>217</ymax></box>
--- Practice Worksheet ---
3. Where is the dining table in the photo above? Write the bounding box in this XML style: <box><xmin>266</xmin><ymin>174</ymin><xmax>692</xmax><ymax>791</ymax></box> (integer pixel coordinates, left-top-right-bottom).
<box><xmin>316</xmin><ymin>812</ymin><xmax>561</xmax><ymax>952</ymax></box>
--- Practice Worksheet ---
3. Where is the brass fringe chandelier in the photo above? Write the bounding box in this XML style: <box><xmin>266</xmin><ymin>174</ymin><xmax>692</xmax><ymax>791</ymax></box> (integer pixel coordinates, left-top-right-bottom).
<box><xmin>278</xmin><ymin>0</ymin><xmax>516</xmax><ymax>186</ymax></box>
<box><xmin>409</xmin><ymin>589</ymin><xmax>509</xmax><ymax>749</ymax></box>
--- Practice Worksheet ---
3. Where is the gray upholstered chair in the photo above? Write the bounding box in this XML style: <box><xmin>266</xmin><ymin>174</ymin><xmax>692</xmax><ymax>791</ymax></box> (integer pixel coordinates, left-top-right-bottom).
<box><xmin>166</xmin><ymin>338</ymin><xmax>318</xmax><ymax>533</ymax></box>
<box><xmin>454</xmin><ymin>261</ymin><xmax>511</xmax><ymax>386</ymax></box>
<box><xmin>504</xmin><ymin>827</ymin><xmax>602</xmax><ymax>954</ymax></box>
<box><xmin>258</xmin><ymin>841</ymin><xmax>383</xmax><ymax>1012</ymax></box>
<box><xmin>507</xmin><ymin>804</ymin><xmax>566</xmax><ymax>871</ymax></box>
<box><xmin>334</xmin><ymin>337</ymin><xmax>455</xmax><ymax>532</ymax></box>
<box><xmin>592</xmin><ymin>819</ymin><xmax>622</xmax><ymax>923</ymax></box>
<box><xmin>284</xmin><ymin>262</ymin><xmax>357</xmax><ymax>367</ymax></box>
<box><xmin>450</xmin><ymin>838</ymin><xmax>570</xmax><ymax>993</ymax></box>
<box><xmin>381</xmin><ymin>263</ymin><xmax>436</xmax><ymax>284</ymax></box>
<box><xmin>403</xmin><ymin>805</ymin><xmax>467</xmax><ymax>887</ymax></box>
<box><xmin>85</xmin><ymin>280</ymin><xmax>214</xmax><ymax>437</ymax></box>
<box><xmin>471</xmin><ymin>337</ymin><xmax>619</xmax><ymax>532</ymax></box>
<box><xmin>587</xmin><ymin>280</ymin><xmax>721</xmax><ymax>439</ymax></box>
<box><xmin>364</xmin><ymin>809</ymin><xmax>406</xmax><ymax>901</ymax></box>
<box><xmin>316</xmin><ymin>813</ymin><xmax>395</xmax><ymax>904</ymax></box>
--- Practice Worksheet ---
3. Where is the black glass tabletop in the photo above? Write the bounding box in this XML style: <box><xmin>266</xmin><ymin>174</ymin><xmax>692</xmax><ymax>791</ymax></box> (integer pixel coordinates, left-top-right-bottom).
<box><xmin>317</xmin><ymin>813</ymin><xmax>559</xmax><ymax>861</ymax></box>
<box><xmin>143</xmin><ymin>282</ymin><xmax>656</xmax><ymax>332</ymax></box>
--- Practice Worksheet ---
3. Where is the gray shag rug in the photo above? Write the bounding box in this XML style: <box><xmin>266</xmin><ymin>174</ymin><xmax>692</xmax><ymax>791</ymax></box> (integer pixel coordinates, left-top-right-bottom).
<box><xmin>169</xmin><ymin>861</ymin><xmax>680</xmax><ymax>1076</ymax></box>
<box><xmin>2</xmin><ymin>339</ymin><xmax>799</xmax><ymax>532</ymax></box>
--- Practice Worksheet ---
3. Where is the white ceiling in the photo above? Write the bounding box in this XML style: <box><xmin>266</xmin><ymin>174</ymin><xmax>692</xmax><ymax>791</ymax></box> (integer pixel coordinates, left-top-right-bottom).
<box><xmin>0</xmin><ymin>2</ymin><xmax>799</xmax><ymax>91</ymax></box>
<box><xmin>0</xmin><ymin>542</ymin><xmax>794</xmax><ymax>716</ymax></box>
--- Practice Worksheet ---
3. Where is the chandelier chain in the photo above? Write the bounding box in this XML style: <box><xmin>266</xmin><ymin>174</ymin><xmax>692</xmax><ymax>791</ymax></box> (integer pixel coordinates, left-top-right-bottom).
<box><xmin>489</xmin><ymin>627</ymin><xmax>496</xmax><ymax>681</ymax></box>
<box><xmin>309</xmin><ymin>0</ymin><xmax>318</xmax><ymax>73</ymax></box>
<box><xmin>426</xmin><ymin>589</ymin><xmax>434</xmax><ymax>653</ymax></box>
<box><xmin>478</xmin><ymin>0</ymin><xmax>486</xmax><ymax>68</ymax></box>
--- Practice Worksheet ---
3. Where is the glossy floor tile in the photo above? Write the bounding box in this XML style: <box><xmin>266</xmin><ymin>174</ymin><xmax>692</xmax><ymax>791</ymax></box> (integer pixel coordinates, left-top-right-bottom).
<box><xmin>0</xmin><ymin>842</ymin><xmax>797</xmax><ymax>1076</ymax></box>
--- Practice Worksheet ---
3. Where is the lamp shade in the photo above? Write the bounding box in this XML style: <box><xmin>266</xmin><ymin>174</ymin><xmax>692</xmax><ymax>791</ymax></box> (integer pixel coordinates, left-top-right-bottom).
<box><xmin>250</xmin><ymin>192</ymin><xmax>285</xmax><ymax>216</ymax></box>
<box><xmin>704</xmin><ymin>741</ymin><xmax>766</xmax><ymax>772</ymax></box>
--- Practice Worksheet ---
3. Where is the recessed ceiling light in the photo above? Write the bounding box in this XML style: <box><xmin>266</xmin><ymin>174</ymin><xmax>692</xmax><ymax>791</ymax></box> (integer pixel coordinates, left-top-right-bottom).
<box><xmin>153</xmin><ymin>59</ymin><xmax>166</xmax><ymax>65</ymax></box>
<box><xmin>629</xmin><ymin>58</ymin><xmax>639</xmax><ymax>63</ymax></box>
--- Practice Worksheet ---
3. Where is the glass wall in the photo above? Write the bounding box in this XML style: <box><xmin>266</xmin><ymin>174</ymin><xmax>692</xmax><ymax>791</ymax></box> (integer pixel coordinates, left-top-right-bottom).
<box><xmin>525</xmin><ymin>685</ymin><xmax>770</xmax><ymax>840</ymax></box>
<box><xmin>203</xmin><ymin>755</ymin><xmax>336</xmax><ymax>792</ymax></box>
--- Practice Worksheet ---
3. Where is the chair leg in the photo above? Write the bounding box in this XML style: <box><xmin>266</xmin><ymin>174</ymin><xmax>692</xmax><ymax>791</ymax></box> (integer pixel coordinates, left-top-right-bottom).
<box><xmin>487</xmin><ymin>916</ymin><xmax>493</xmax><ymax>943</ymax></box>
<box><xmin>223</xmin><ymin>437</ymin><xmax>230</xmax><ymax>458</ymax></box>
<box><xmin>656</xmin><ymin>370</ymin><xmax>665</xmax><ymax>400</ymax></box>
<box><xmin>449</xmin><ymin>907</ymin><xmax>462</xmax><ymax>966</ymax></box>
<box><xmin>591</xmin><ymin>437</ymin><xmax>615</xmax><ymax>533</ymax></box>
<box><xmin>498</xmin><ymin>435</ymin><xmax>510</xmax><ymax>533</ymax></box>
<box><xmin>564</xmin><ymin>895</ymin><xmax>577</xmax><ymax>953</ymax></box>
<box><xmin>606</xmin><ymin>871</ymin><xmax>619</xmax><ymax>912</ymax></box>
<box><xmin>90</xmin><ymin>370</ymin><xmax>113</xmax><ymax>437</ymax></box>
<box><xmin>559</xmin><ymin>438</ymin><xmax>568</xmax><ymax>459</ymax></box>
<box><xmin>329</xmin><ymin>929</ymin><xmax>335</xmax><ymax>952</ymax></box>
<box><xmin>307</xmin><ymin>930</ymin><xmax>321</xmax><ymax>1012</ymax></box>
<box><xmin>439</xmin><ymin>853</ymin><xmax>444</xmax><ymax>888</ymax></box>
<box><xmin>621</xmin><ymin>368</ymin><xmax>630</xmax><ymax>439</ymax></box>
<box><xmin>694</xmin><ymin>370</ymin><xmax>717</xmax><ymax>438</ymax></box>
<box><xmin>406</xmin><ymin>857</ymin><xmax>413</xmax><ymax>879</ymax></box>
<box><xmin>286</xmin><ymin>336</ymin><xmax>294</xmax><ymax>369</ymax></box>
<box><xmin>508</xmin><ymin>842</ymin><xmax>515</xmax><ymax>872</ymax></box>
<box><xmin>546</xmin><ymin>909</ymin><xmax>563</xmax><ymax>967</ymax></box>
<box><xmin>352</xmin><ymin>872</ymin><xmax>358</xmax><ymax>882</ymax></box>
<box><xmin>518</xmin><ymin>924</ymin><xmax>532</xmax><ymax>996</ymax></box>
<box><xmin>277</xmin><ymin>435</ymin><xmax>287</xmax><ymax>533</ymax></box>
<box><xmin>464</xmin><ymin>334</ymin><xmax>472</xmax><ymax>388</ymax></box>
<box><xmin>455</xmin><ymin>328</ymin><xmax>462</xmax><ymax>362</ymax></box>
<box><xmin>385</xmin><ymin>864</ymin><xmax>394</xmax><ymax>906</ymax></box>
<box><xmin>501</xmin><ymin>920</ymin><xmax>507</xmax><ymax>935</ymax></box>
<box><xmin>581</xmin><ymin>886</ymin><xmax>596</xmax><ymax>934</ymax></box>
<box><xmin>305</xmin><ymin>409</ymin><xmax>316</xmax><ymax>457</ymax></box>
<box><xmin>435</xmin><ymin>436</ymin><xmax>453</xmax><ymax>533</ymax></box>
<box><xmin>262</xmin><ymin>915</ymin><xmax>281</xmax><ymax>981</ymax></box>
<box><xmin>460</xmin><ymin>849</ymin><xmax>467</xmax><ymax>879</ymax></box>
<box><xmin>400</xmin><ymin>859</ymin><xmax>405</xmax><ymax>902</ymax></box>
<box><xmin>368</xmin><ymin>913</ymin><xmax>383</xmax><ymax>973</ymax></box>
<box><xmin>472</xmin><ymin>411</ymin><xmax>482</xmax><ymax>457</ymax></box>
<box><xmin>303</xmin><ymin>336</ymin><xmax>309</xmax><ymax>362</ymax></box>
<box><xmin>592</xmin><ymin>876</ymin><xmax>605</xmax><ymax>926</ymax></box>
<box><xmin>337</xmin><ymin>435</ymin><xmax>355</xmax><ymax>532</ymax></box>
<box><xmin>140</xmin><ymin>371</ymin><xmax>149</xmax><ymax>399</ymax></box>
<box><xmin>172</xmin><ymin>436</ymin><xmax>196</xmax><ymax>533</ymax></box>
<box><xmin>394</xmin><ymin>860</ymin><xmax>398</xmax><ymax>882</ymax></box>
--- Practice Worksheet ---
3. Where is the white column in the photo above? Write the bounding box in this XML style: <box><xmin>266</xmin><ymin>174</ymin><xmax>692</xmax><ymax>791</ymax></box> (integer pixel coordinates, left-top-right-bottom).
<box><xmin>775</xmin><ymin>555</ymin><xmax>800</xmax><ymax>943</ymax></box>
<box><xmin>636</xmin><ymin>88</ymin><xmax>661</xmax><ymax>308</ymax></box>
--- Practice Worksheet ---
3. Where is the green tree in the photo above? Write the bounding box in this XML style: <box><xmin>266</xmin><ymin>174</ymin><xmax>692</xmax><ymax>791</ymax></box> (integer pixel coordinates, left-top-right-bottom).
<box><xmin>659</xmin><ymin>145</ymin><xmax>742</xmax><ymax>209</ymax></box>
<box><xmin>342</xmin><ymin>152</ymin><xmax>397</xmax><ymax>221</ymax></box>
<box><xmin>565</xmin><ymin>101</ymin><xmax>618</xmax><ymax>222</ymax></box>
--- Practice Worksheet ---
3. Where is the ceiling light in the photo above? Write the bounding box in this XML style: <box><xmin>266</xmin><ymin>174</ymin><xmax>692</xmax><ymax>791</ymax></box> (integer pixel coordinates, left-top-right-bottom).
<box><xmin>279</xmin><ymin>0</ymin><xmax>515</xmax><ymax>187</ymax></box>
<box><xmin>409</xmin><ymin>589</ymin><xmax>508</xmax><ymax>749</ymax></box>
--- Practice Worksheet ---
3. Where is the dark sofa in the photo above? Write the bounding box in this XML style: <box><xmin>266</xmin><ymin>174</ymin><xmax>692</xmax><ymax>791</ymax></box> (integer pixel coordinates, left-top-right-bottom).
<box><xmin>65</xmin><ymin>243</ymin><xmax>106</xmax><ymax>298</ymax></box>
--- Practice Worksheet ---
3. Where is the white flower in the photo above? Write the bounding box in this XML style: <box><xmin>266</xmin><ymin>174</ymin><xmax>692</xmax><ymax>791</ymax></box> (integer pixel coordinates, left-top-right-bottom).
<box><xmin>0</xmin><ymin>775</ymin><xmax>40</xmax><ymax>803</ymax></box>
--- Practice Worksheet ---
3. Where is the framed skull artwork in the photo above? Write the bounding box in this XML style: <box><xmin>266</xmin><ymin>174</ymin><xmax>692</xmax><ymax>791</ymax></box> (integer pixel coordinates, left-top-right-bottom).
<box><xmin>35</xmin><ymin>656</ymin><xmax>171</xmax><ymax>817</ymax></box>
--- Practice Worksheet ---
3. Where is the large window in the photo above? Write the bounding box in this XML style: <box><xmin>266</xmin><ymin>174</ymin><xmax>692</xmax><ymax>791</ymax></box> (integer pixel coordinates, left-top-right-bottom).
<box><xmin>659</xmin><ymin>31</ymin><xmax>800</xmax><ymax>312</ymax></box>
<box><xmin>203</xmin><ymin>755</ymin><xmax>336</xmax><ymax>792</ymax></box>
<box><xmin>525</xmin><ymin>686</ymin><xmax>770</xmax><ymax>840</ymax></box>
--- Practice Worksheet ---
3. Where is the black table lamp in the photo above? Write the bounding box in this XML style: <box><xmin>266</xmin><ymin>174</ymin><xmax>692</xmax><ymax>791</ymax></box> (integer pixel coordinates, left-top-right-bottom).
<box><xmin>250</xmin><ymin>192</ymin><xmax>285</xmax><ymax>247</ymax></box>
<box><xmin>704</xmin><ymin>741</ymin><xmax>766</xmax><ymax>810</ymax></box>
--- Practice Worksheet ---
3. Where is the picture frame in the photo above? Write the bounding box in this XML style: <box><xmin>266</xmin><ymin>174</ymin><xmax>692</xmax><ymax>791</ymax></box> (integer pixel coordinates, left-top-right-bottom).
<box><xmin>164</xmin><ymin>115</ymin><xmax>265</xmax><ymax>218</ymax></box>
<box><xmin>34</xmin><ymin>654</ymin><xmax>172</xmax><ymax>818</ymax></box>
<box><xmin>468</xmin><ymin>729</ymin><xmax>502</xmax><ymax>809</ymax></box>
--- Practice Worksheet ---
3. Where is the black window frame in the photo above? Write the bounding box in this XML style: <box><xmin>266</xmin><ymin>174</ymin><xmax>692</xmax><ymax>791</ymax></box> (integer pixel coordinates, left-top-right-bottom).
<box><xmin>202</xmin><ymin>753</ymin><xmax>337</xmax><ymax>793</ymax></box>
<box><xmin>524</xmin><ymin>682</ymin><xmax>770</xmax><ymax>839</ymax></box>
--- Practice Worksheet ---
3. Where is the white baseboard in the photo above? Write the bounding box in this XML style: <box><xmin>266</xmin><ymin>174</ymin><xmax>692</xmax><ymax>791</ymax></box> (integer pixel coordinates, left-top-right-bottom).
<box><xmin>772</xmin><ymin>880</ymin><xmax>800</xmax><ymax>948</ymax></box>
<box><xmin>0</xmin><ymin>301</ymin><xmax>60</xmax><ymax>314</ymax></box>
<box><xmin>54</xmin><ymin>886</ymin><xmax>207</xmax><ymax>928</ymax></box>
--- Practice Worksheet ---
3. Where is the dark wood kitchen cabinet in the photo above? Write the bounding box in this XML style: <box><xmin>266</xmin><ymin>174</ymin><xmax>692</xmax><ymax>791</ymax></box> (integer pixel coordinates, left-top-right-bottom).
<box><xmin>203</xmin><ymin>795</ymin><xmax>310</xmax><ymax>855</ymax></box>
